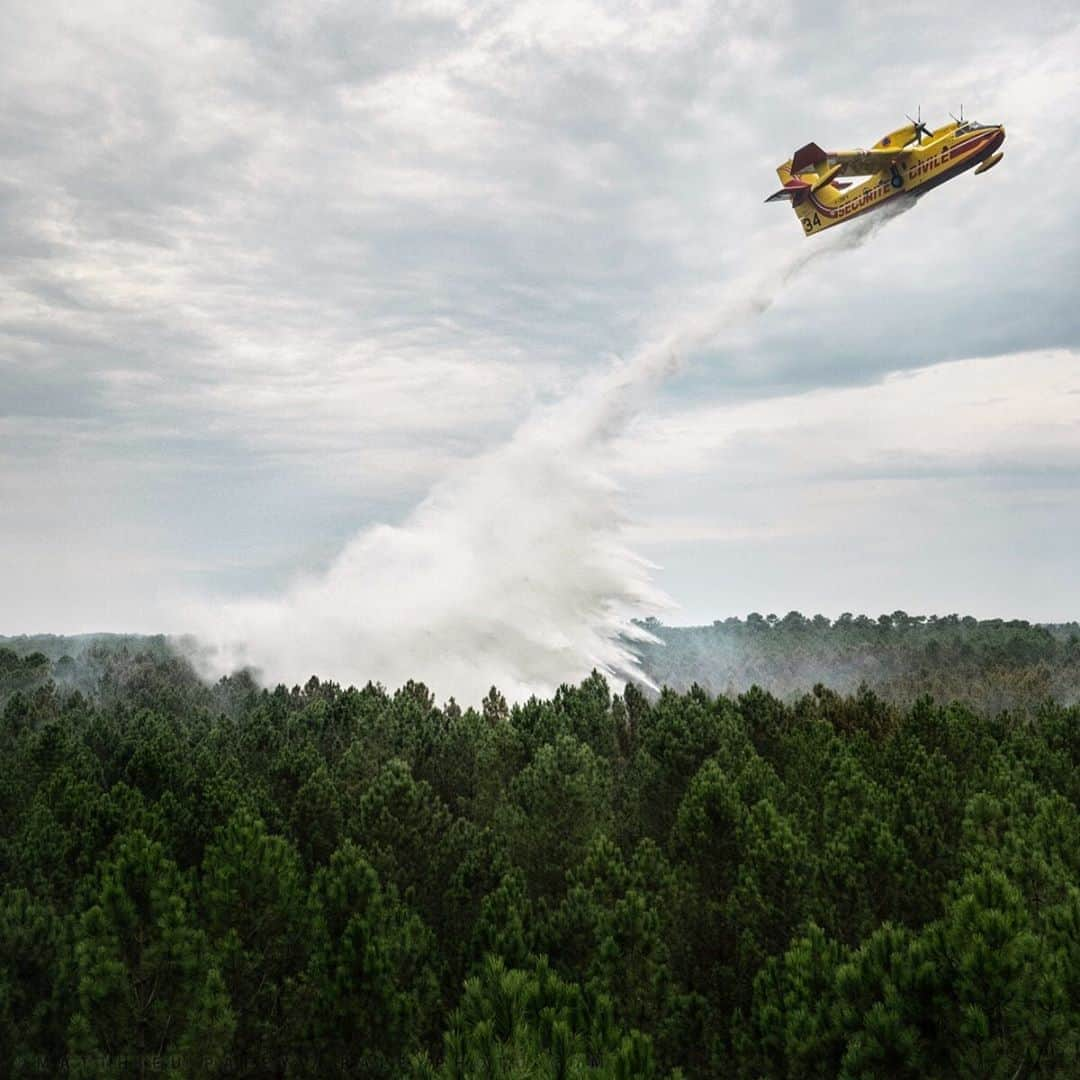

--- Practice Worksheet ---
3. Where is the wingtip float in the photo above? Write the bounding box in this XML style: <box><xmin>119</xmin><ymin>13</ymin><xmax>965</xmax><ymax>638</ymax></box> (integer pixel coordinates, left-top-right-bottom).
<box><xmin>767</xmin><ymin>108</ymin><xmax>1006</xmax><ymax>236</ymax></box>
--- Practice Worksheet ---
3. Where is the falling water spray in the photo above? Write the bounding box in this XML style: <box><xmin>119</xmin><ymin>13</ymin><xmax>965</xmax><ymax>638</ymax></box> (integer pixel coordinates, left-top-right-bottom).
<box><xmin>190</xmin><ymin>200</ymin><xmax>913</xmax><ymax>704</ymax></box>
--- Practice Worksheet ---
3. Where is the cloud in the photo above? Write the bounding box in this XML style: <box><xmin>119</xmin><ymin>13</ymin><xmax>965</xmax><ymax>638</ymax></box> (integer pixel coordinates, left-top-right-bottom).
<box><xmin>616</xmin><ymin>349</ymin><xmax>1080</xmax><ymax>478</ymax></box>
<box><xmin>616</xmin><ymin>349</ymin><xmax>1080</xmax><ymax>623</ymax></box>
<box><xmin>1</xmin><ymin>0</ymin><xmax>1078</xmax><ymax>640</ymax></box>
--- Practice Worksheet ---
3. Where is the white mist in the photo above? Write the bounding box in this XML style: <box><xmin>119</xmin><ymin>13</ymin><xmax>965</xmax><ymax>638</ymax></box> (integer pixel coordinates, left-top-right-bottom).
<box><xmin>189</xmin><ymin>202</ymin><xmax>911</xmax><ymax>704</ymax></box>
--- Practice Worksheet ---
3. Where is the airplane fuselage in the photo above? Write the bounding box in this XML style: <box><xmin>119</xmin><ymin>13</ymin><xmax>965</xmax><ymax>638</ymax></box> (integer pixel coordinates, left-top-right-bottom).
<box><xmin>779</xmin><ymin>121</ymin><xmax>1005</xmax><ymax>237</ymax></box>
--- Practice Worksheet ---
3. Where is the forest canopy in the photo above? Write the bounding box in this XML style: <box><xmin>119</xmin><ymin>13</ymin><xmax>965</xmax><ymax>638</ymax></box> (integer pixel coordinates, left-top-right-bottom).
<box><xmin>635</xmin><ymin>611</ymin><xmax>1080</xmax><ymax>713</ymax></box>
<box><xmin>1</xmin><ymin>616</ymin><xmax>1078</xmax><ymax>1076</ymax></box>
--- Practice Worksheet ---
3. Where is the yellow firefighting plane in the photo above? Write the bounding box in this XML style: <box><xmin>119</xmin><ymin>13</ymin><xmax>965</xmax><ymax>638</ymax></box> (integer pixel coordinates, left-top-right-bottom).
<box><xmin>766</xmin><ymin>108</ymin><xmax>1005</xmax><ymax>236</ymax></box>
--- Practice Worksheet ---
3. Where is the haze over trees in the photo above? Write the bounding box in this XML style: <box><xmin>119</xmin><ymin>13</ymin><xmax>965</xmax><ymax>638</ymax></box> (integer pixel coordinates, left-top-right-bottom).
<box><xmin>1</xmin><ymin>615</ymin><xmax>1078</xmax><ymax>1076</ymax></box>
<box><xmin>636</xmin><ymin>611</ymin><xmax>1080</xmax><ymax>713</ymax></box>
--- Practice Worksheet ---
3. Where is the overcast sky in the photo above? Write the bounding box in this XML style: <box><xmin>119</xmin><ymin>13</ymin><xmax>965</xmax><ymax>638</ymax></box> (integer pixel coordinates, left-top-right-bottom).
<box><xmin>2</xmin><ymin>0</ymin><xmax>1078</xmax><ymax>638</ymax></box>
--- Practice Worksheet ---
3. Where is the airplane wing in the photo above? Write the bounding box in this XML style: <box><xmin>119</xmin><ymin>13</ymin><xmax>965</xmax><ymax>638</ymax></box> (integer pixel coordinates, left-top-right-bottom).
<box><xmin>827</xmin><ymin>148</ymin><xmax>918</xmax><ymax>176</ymax></box>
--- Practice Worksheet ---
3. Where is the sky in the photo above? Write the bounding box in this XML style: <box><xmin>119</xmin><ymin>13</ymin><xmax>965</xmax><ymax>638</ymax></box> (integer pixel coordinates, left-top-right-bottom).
<box><xmin>2</xmin><ymin>0</ymin><xmax>1079</xmax><ymax>653</ymax></box>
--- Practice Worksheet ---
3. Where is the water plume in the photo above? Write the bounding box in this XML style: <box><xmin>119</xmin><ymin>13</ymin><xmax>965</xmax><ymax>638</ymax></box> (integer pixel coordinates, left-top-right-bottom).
<box><xmin>190</xmin><ymin>200</ymin><xmax>913</xmax><ymax>704</ymax></box>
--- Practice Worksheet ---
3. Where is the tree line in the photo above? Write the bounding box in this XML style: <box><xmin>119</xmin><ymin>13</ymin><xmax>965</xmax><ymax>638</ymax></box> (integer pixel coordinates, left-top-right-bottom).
<box><xmin>0</xmin><ymin>630</ymin><xmax>1078</xmax><ymax>1076</ymax></box>
<box><xmin>634</xmin><ymin>611</ymin><xmax>1080</xmax><ymax>714</ymax></box>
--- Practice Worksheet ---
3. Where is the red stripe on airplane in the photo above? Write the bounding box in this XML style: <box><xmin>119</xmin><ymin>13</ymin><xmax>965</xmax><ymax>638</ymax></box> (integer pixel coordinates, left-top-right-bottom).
<box><xmin>808</xmin><ymin>131</ymin><xmax>998</xmax><ymax>219</ymax></box>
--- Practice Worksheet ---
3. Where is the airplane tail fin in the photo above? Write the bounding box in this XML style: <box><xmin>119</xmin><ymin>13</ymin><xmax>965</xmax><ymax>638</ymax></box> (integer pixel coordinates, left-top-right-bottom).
<box><xmin>765</xmin><ymin>142</ymin><xmax>828</xmax><ymax>206</ymax></box>
<box><xmin>790</xmin><ymin>141</ymin><xmax>828</xmax><ymax>174</ymax></box>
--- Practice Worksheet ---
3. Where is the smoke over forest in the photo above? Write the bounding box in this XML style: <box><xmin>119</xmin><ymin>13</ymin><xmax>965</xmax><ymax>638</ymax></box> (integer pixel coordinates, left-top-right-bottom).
<box><xmin>6</xmin><ymin>605</ymin><xmax>1078</xmax><ymax>719</ymax></box>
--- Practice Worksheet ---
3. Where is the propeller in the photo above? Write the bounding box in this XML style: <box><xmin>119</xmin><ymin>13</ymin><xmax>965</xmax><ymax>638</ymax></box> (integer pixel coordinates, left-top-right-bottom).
<box><xmin>906</xmin><ymin>105</ymin><xmax>932</xmax><ymax>143</ymax></box>
<box><xmin>948</xmin><ymin>104</ymin><xmax>965</xmax><ymax>125</ymax></box>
